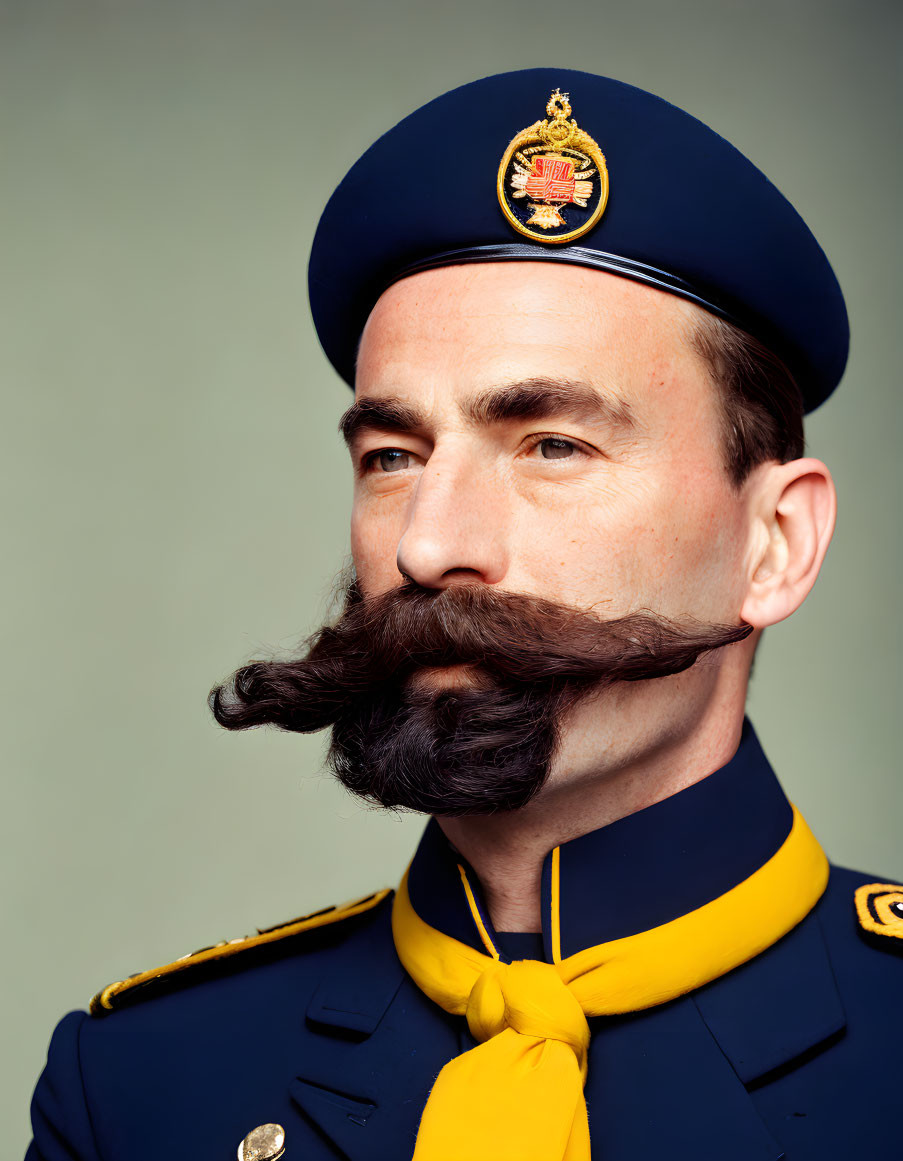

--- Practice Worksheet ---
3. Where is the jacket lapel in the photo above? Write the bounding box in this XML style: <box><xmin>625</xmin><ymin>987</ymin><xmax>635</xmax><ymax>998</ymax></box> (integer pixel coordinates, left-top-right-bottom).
<box><xmin>585</xmin><ymin>995</ymin><xmax>785</xmax><ymax>1161</ymax></box>
<box><xmin>694</xmin><ymin>906</ymin><xmax>846</xmax><ymax>1085</ymax></box>
<box><xmin>289</xmin><ymin>904</ymin><xmax>457</xmax><ymax>1160</ymax></box>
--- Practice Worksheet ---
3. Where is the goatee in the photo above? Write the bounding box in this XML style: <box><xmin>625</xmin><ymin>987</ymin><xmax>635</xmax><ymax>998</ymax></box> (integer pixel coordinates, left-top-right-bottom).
<box><xmin>210</xmin><ymin>579</ymin><xmax>751</xmax><ymax>816</ymax></box>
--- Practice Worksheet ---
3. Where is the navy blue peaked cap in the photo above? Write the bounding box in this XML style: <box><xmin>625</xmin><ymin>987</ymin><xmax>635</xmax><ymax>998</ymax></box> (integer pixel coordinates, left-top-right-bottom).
<box><xmin>309</xmin><ymin>69</ymin><xmax>848</xmax><ymax>412</ymax></box>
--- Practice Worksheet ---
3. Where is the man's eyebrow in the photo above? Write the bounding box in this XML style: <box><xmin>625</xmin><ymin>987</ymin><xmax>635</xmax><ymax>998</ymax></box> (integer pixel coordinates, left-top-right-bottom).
<box><xmin>340</xmin><ymin>397</ymin><xmax>427</xmax><ymax>446</ymax></box>
<box><xmin>339</xmin><ymin>378</ymin><xmax>634</xmax><ymax>446</ymax></box>
<box><xmin>462</xmin><ymin>377</ymin><xmax>635</xmax><ymax>431</ymax></box>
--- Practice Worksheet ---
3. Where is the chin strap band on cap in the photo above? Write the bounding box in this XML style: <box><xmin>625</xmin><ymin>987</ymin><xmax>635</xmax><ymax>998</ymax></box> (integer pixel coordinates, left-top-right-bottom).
<box><xmin>392</xmin><ymin>806</ymin><xmax>829</xmax><ymax>1161</ymax></box>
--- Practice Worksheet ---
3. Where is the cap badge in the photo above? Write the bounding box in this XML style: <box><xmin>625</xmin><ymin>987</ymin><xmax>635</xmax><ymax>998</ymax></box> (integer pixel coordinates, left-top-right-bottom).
<box><xmin>497</xmin><ymin>89</ymin><xmax>609</xmax><ymax>244</ymax></box>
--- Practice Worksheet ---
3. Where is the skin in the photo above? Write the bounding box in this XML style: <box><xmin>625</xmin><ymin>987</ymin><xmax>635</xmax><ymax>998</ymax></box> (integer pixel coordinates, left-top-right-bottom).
<box><xmin>348</xmin><ymin>262</ymin><xmax>836</xmax><ymax>932</ymax></box>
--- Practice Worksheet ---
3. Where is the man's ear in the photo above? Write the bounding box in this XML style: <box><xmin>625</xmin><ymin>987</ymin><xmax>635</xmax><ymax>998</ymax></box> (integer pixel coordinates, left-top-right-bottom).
<box><xmin>740</xmin><ymin>458</ymin><xmax>837</xmax><ymax>629</ymax></box>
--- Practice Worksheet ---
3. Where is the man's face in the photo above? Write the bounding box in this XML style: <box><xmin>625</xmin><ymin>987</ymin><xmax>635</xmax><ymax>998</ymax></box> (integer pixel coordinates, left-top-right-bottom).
<box><xmin>352</xmin><ymin>262</ymin><xmax>753</xmax><ymax>634</ymax></box>
<box><xmin>341</xmin><ymin>262</ymin><xmax>760</xmax><ymax>797</ymax></box>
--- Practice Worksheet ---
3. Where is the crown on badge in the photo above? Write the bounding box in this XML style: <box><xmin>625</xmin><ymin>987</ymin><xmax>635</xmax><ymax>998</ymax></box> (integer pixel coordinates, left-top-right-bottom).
<box><xmin>538</xmin><ymin>89</ymin><xmax>578</xmax><ymax>149</ymax></box>
<box><xmin>497</xmin><ymin>88</ymin><xmax>609</xmax><ymax>244</ymax></box>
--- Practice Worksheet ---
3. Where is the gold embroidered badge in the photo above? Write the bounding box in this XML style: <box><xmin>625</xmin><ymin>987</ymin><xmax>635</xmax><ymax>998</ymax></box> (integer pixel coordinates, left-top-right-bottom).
<box><xmin>497</xmin><ymin>89</ymin><xmax>609</xmax><ymax>244</ymax></box>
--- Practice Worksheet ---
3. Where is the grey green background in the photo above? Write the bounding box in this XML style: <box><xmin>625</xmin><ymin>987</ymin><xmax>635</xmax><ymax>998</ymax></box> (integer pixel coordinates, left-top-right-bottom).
<box><xmin>2</xmin><ymin>0</ymin><xmax>900</xmax><ymax>1149</ymax></box>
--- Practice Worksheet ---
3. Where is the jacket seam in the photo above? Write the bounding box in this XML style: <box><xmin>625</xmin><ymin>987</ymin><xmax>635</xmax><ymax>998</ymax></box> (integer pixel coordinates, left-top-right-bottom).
<box><xmin>75</xmin><ymin>1012</ymin><xmax>106</xmax><ymax>1161</ymax></box>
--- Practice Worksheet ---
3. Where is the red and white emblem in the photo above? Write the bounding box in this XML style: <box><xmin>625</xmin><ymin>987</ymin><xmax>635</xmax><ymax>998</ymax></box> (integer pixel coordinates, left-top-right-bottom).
<box><xmin>511</xmin><ymin>151</ymin><xmax>595</xmax><ymax>228</ymax></box>
<box><xmin>526</xmin><ymin>154</ymin><xmax>578</xmax><ymax>201</ymax></box>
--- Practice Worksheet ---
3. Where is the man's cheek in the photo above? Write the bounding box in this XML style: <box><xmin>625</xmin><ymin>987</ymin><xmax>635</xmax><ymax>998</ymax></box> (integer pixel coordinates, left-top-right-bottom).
<box><xmin>351</xmin><ymin>515</ymin><xmax>404</xmax><ymax>593</ymax></box>
<box><xmin>583</xmin><ymin>516</ymin><xmax>720</xmax><ymax>614</ymax></box>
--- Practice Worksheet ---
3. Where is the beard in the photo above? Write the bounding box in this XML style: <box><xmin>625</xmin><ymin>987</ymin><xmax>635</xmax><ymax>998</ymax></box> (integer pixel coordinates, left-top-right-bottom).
<box><xmin>209</xmin><ymin>577</ymin><xmax>751</xmax><ymax>816</ymax></box>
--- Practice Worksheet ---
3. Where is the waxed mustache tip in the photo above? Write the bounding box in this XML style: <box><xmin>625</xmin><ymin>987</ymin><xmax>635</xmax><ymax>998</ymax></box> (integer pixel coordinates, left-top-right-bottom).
<box><xmin>211</xmin><ymin>580</ymin><xmax>751</xmax><ymax>731</ymax></box>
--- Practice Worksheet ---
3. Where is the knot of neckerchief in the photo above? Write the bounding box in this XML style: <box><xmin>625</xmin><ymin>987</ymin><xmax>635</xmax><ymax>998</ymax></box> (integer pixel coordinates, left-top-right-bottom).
<box><xmin>392</xmin><ymin>806</ymin><xmax>829</xmax><ymax>1161</ymax></box>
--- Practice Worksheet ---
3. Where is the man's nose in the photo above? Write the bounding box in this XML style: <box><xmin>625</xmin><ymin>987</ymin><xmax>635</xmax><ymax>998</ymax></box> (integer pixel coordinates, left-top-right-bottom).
<box><xmin>396</xmin><ymin>452</ymin><xmax>510</xmax><ymax>589</ymax></box>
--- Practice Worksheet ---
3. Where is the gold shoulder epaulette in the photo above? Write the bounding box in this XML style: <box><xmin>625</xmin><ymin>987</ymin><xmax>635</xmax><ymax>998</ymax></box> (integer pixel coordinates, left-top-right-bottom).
<box><xmin>89</xmin><ymin>887</ymin><xmax>392</xmax><ymax>1016</ymax></box>
<box><xmin>854</xmin><ymin>882</ymin><xmax>903</xmax><ymax>942</ymax></box>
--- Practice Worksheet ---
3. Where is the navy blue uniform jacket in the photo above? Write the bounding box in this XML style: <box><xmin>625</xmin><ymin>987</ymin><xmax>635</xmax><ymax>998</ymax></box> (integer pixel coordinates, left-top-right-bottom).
<box><xmin>26</xmin><ymin>724</ymin><xmax>902</xmax><ymax>1159</ymax></box>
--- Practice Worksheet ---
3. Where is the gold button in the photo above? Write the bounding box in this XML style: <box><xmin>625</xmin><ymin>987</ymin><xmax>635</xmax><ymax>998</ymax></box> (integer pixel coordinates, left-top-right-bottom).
<box><xmin>237</xmin><ymin>1123</ymin><xmax>286</xmax><ymax>1161</ymax></box>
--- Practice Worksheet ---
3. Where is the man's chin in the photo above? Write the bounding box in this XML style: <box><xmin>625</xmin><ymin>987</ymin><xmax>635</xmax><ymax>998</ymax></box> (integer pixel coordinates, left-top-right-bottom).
<box><xmin>329</xmin><ymin>675</ymin><xmax>561</xmax><ymax>815</ymax></box>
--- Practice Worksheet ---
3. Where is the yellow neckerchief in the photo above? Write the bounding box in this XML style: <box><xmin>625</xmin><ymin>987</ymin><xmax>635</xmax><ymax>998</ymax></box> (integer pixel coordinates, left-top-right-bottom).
<box><xmin>392</xmin><ymin>805</ymin><xmax>828</xmax><ymax>1161</ymax></box>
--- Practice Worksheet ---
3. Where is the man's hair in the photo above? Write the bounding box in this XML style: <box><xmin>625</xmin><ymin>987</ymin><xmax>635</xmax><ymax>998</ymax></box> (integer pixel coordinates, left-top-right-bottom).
<box><xmin>691</xmin><ymin>314</ymin><xmax>805</xmax><ymax>487</ymax></box>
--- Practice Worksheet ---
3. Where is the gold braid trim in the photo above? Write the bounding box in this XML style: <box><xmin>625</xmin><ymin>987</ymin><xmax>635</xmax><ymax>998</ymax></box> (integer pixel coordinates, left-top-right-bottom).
<box><xmin>854</xmin><ymin>882</ymin><xmax>903</xmax><ymax>941</ymax></box>
<box><xmin>89</xmin><ymin>888</ymin><xmax>392</xmax><ymax>1016</ymax></box>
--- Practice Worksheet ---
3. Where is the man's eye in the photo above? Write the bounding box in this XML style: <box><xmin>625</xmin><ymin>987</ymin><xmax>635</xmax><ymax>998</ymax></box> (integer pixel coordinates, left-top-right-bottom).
<box><xmin>535</xmin><ymin>437</ymin><xmax>578</xmax><ymax>460</ymax></box>
<box><xmin>367</xmin><ymin>449</ymin><xmax>412</xmax><ymax>472</ymax></box>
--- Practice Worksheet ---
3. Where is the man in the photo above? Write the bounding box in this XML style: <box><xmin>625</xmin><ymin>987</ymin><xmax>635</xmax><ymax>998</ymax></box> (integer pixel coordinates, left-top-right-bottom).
<box><xmin>26</xmin><ymin>69</ymin><xmax>900</xmax><ymax>1161</ymax></box>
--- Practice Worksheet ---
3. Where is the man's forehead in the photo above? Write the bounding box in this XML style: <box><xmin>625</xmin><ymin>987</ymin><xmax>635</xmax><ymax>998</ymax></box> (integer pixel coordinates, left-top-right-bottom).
<box><xmin>364</xmin><ymin>261</ymin><xmax>693</xmax><ymax>330</ymax></box>
<box><xmin>356</xmin><ymin>262</ymin><xmax>698</xmax><ymax>404</ymax></box>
